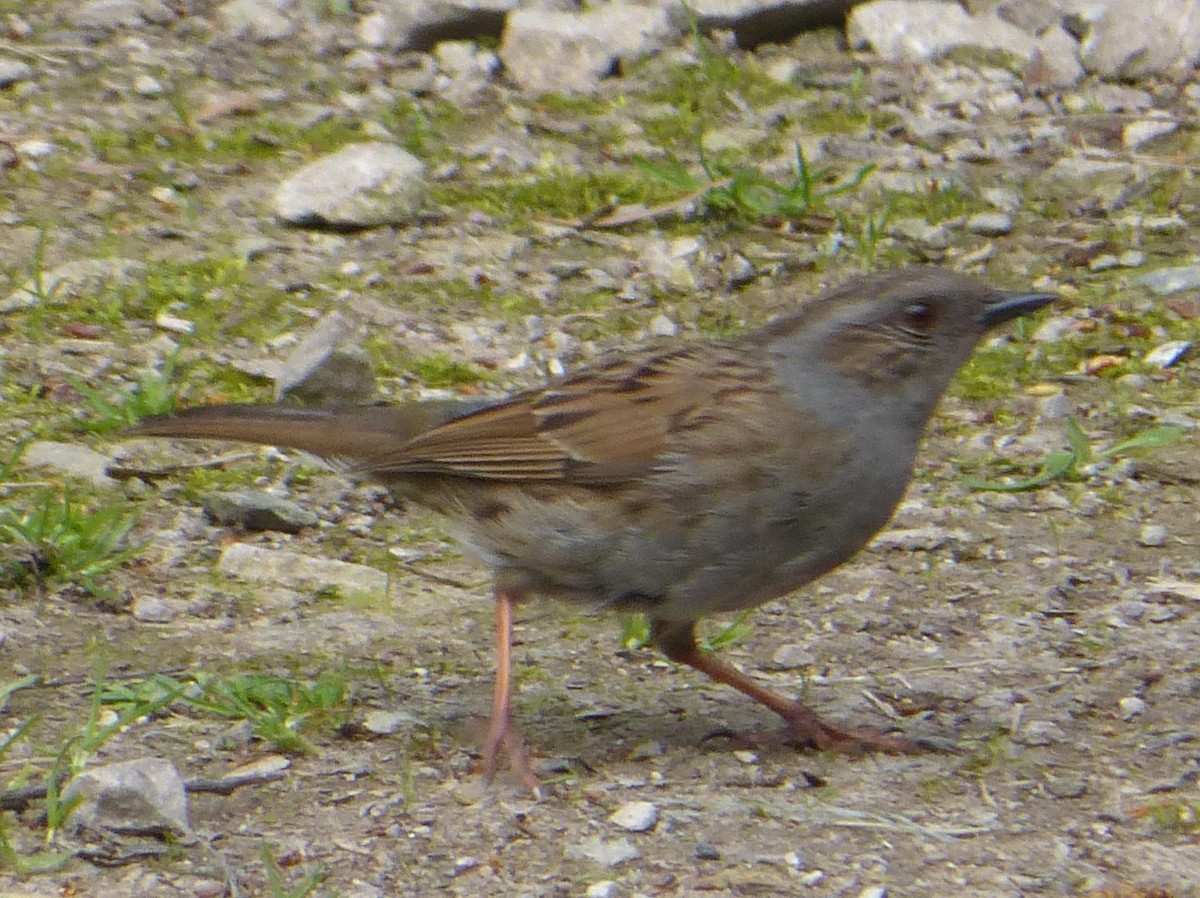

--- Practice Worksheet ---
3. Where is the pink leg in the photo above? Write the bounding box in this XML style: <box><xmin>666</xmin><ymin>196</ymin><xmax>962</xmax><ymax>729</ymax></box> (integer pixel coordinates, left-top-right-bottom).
<box><xmin>480</xmin><ymin>589</ymin><xmax>542</xmax><ymax>794</ymax></box>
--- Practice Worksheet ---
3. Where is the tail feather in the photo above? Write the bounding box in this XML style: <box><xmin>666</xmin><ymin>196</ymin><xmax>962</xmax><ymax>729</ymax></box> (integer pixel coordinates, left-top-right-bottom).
<box><xmin>125</xmin><ymin>400</ymin><xmax>488</xmax><ymax>464</ymax></box>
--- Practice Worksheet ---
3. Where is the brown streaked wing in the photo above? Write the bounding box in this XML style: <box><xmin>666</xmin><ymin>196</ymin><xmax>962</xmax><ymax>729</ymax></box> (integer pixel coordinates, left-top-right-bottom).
<box><xmin>361</xmin><ymin>344</ymin><xmax>774</xmax><ymax>483</ymax></box>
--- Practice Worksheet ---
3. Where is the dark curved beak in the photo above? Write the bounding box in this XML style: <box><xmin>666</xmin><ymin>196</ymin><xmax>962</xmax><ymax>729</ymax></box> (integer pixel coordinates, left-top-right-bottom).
<box><xmin>979</xmin><ymin>290</ymin><xmax>1057</xmax><ymax>328</ymax></box>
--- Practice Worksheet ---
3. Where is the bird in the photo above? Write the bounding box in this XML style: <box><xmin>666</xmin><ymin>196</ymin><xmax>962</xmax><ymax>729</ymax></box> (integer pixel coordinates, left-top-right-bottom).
<box><xmin>125</xmin><ymin>267</ymin><xmax>1055</xmax><ymax>793</ymax></box>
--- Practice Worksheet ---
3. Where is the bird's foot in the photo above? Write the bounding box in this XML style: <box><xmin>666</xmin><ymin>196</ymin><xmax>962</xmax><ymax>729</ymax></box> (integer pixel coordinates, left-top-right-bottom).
<box><xmin>480</xmin><ymin>712</ymin><xmax>543</xmax><ymax>796</ymax></box>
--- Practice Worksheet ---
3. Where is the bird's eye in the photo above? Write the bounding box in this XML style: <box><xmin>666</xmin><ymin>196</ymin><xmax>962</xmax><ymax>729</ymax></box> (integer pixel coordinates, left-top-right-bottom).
<box><xmin>901</xmin><ymin>302</ymin><xmax>934</xmax><ymax>329</ymax></box>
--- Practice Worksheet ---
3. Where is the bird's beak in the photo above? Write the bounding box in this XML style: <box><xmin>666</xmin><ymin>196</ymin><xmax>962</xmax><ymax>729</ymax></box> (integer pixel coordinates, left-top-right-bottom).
<box><xmin>979</xmin><ymin>290</ymin><xmax>1057</xmax><ymax>328</ymax></box>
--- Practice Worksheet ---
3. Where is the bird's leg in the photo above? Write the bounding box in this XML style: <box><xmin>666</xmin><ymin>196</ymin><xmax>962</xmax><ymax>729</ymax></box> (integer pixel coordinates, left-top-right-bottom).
<box><xmin>480</xmin><ymin>588</ymin><xmax>542</xmax><ymax>794</ymax></box>
<box><xmin>651</xmin><ymin>619</ymin><xmax>918</xmax><ymax>754</ymax></box>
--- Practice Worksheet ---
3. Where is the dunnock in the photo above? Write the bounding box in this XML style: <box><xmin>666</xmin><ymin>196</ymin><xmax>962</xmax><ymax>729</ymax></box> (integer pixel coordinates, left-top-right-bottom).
<box><xmin>127</xmin><ymin>267</ymin><xmax>1055</xmax><ymax>792</ymax></box>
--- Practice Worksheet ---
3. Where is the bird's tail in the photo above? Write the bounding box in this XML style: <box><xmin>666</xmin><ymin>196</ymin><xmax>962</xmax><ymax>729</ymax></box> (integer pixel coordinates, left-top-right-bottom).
<box><xmin>125</xmin><ymin>400</ymin><xmax>486</xmax><ymax>464</ymax></box>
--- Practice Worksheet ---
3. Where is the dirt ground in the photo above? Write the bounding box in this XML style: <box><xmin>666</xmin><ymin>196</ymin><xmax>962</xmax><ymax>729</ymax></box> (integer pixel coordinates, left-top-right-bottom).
<box><xmin>1</xmin><ymin>2</ymin><xmax>1199</xmax><ymax>897</ymax></box>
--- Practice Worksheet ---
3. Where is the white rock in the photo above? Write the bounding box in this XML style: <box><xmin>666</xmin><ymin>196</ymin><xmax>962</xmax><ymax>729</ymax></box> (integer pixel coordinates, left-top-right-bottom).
<box><xmin>849</xmin><ymin>0</ymin><xmax>1035</xmax><ymax>61</ymax></box>
<box><xmin>1123</xmin><ymin>117</ymin><xmax>1179</xmax><ymax>149</ymax></box>
<box><xmin>22</xmin><ymin>441</ymin><xmax>118</xmax><ymax>488</ymax></box>
<box><xmin>134</xmin><ymin>74</ymin><xmax>164</xmax><ymax>96</ymax></box>
<box><xmin>1118</xmin><ymin>696</ymin><xmax>1147</xmax><ymax>720</ymax></box>
<box><xmin>131</xmin><ymin>594</ymin><xmax>176</xmax><ymax>623</ymax></box>
<box><xmin>218</xmin><ymin>543</ymin><xmax>389</xmax><ymax>598</ymax></box>
<box><xmin>1144</xmin><ymin>340</ymin><xmax>1192</xmax><ymax>368</ymax></box>
<box><xmin>64</xmin><ymin>759</ymin><xmax>189</xmax><ymax>834</ymax></box>
<box><xmin>501</xmin><ymin>3</ymin><xmax>679</xmax><ymax>94</ymax></box>
<box><xmin>608</xmin><ymin>800</ymin><xmax>659</xmax><ymax>832</ymax></box>
<box><xmin>1082</xmin><ymin>0</ymin><xmax>1200</xmax><ymax>78</ymax></box>
<box><xmin>218</xmin><ymin>0</ymin><xmax>296</xmax><ymax>41</ymax></box>
<box><xmin>275</xmin><ymin>143</ymin><xmax>427</xmax><ymax>228</ymax></box>
<box><xmin>565</xmin><ymin>835</ymin><xmax>641</xmax><ymax>867</ymax></box>
<box><xmin>1138</xmin><ymin>524</ymin><xmax>1168</xmax><ymax>547</ymax></box>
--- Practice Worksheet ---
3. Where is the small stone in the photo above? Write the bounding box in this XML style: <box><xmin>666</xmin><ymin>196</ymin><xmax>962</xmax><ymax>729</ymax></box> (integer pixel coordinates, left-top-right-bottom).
<box><xmin>565</xmin><ymin>835</ymin><xmax>641</xmax><ymax>868</ymax></box>
<box><xmin>217</xmin><ymin>544</ymin><xmax>388</xmax><ymax>599</ymax></box>
<box><xmin>1118</xmin><ymin>696</ymin><xmax>1147</xmax><ymax>720</ymax></box>
<box><xmin>155</xmin><ymin>312</ymin><xmax>194</xmax><ymax>334</ymax></box>
<box><xmin>0</xmin><ymin>59</ymin><xmax>34</xmax><ymax>88</ymax></box>
<box><xmin>694</xmin><ymin>841</ymin><xmax>721</xmax><ymax>860</ymax></box>
<box><xmin>586</xmin><ymin>882</ymin><xmax>617</xmax><ymax>898</ymax></box>
<box><xmin>18</xmin><ymin>139</ymin><xmax>56</xmax><ymax>159</ymax></box>
<box><xmin>1138</xmin><ymin>524</ymin><xmax>1168</xmax><ymax>548</ymax></box>
<box><xmin>1144</xmin><ymin>340</ymin><xmax>1191</xmax><ymax>369</ymax></box>
<box><xmin>608</xmin><ymin>800</ymin><xmax>658</xmax><ymax>832</ymax></box>
<box><xmin>22</xmin><ymin>441</ymin><xmax>117</xmax><ymax>488</ymax></box>
<box><xmin>966</xmin><ymin>212</ymin><xmax>1013</xmax><ymax>237</ymax></box>
<box><xmin>733</xmin><ymin>750</ymin><xmax>759</xmax><ymax>765</ymax></box>
<box><xmin>134</xmin><ymin>74</ymin><xmax>164</xmax><ymax>96</ymax></box>
<box><xmin>1015</xmin><ymin>720</ymin><xmax>1065</xmax><ymax>746</ymax></box>
<box><xmin>203</xmin><ymin>491</ymin><xmax>319</xmax><ymax>534</ymax></box>
<box><xmin>450</xmin><ymin>857</ymin><xmax>480</xmax><ymax>876</ymax></box>
<box><xmin>64</xmin><ymin>759</ymin><xmax>189</xmax><ymax>835</ymax></box>
<box><xmin>1044</xmin><ymin>774</ymin><xmax>1087</xmax><ymax>799</ymax></box>
<box><xmin>771</xmin><ymin>644</ymin><xmax>815</xmax><ymax>669</ymax></box>
<box><xmin>361</xmin><ymin>710</ymin><xmax>417</xmax><ymax>735</ymax></box>
<box><xmin>649</xmin><ymin>314</ymin><xmax>678</xmax><ymax>338</ymax></box>
<box><xmin>275</xmin><ymin>142</ymin><xmax>427</xmax><ymax>229</ymax></box>
<box><xmin>131</xmin><ymin>594</ymin><xmax>176</xmax><ymax>624</ymax></box>
<box><xmin>858</xmin><ymin>888</ymin><xmax>889</xmax><ymax>898</ymax></box>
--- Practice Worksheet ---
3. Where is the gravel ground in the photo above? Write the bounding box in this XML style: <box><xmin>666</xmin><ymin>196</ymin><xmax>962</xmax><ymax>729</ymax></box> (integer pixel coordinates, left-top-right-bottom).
<box><xmin>1</xmin><ymin>2</ymin><xmax>1198</xmax><ymax>897</ymax></box>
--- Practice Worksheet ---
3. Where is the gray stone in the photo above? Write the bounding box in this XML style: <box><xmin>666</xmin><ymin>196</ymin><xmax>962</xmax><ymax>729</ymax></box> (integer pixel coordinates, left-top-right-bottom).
<box><xmin>1138</xmin><ymin>524</ymin><xmax>1168</xmax><ymax>547</ymax></box>
<box><xmin>217</xmin><ymin>543</ymin><xmax>389</xmax><ymax>598</ymax></box>
<box><xmin>362</xmin><ymin>710</ymin><xmax>420</xmax><ymax>734</ymax></box>
<box><xmin>1123</xmin><ymin>117</ymin><xmax>1179</xmax><ymax>149</ymax></box>
<box><xmin>1137</xmin><ymin>263</ymin><xmax>1200</xmax><ymax>295</ymax></box>
<box><xmin>23</xmin><ymin>441</ymin><xmax>118</xmax><ymax>488</ymax></box>
<box><xmin>1025</xmin><ymin>25</ymin><xmax>1086</xmax><ymax>88</ymax></box>
<box><xmin>1081</xmin><ymin>0</ymin><xmax>1200</xmax><ymax>78</ymax></box>
<box><xmin>1118</xmin><ymin>695</ymin><xmax>1147</xmax><ymax>719</ymax></box>
<box><xmin>275</xmin><ymin>143</ymin><xmax>427</xmax><ymax>229</ymax></box>
<box><xmin>202</xmin><ymin>491</ymin><xmax>320</xmax><ymax>534</ymax></box>
<box><xmin>0</xmin><ymin>60</ymin><xmax>35</xmax><ymax>88</ymax></box>
<box><xmin>966</xmin><ymin>211</ymin><xmax>1013</xmax><ymax>236</ymax></box>
<box><xmin>64</xmin><ymin>758</ymin><xmax>189</xmax><ymax>835</ymax></box>
<box><xmin>1144</xmin><ymin>340</ymin><xmax>1192</xmax><ymax>368</ymax></box>
<box><xmin>1030</xmin><ymin>155</ymin><xmax>1135</xmax><ymax>206</ymax></box>
<box><xmin>608</xmin><ymin>800</ymin><xmax>659</xmax><ymax>832</ymax></box>
<box><xmin>848</xmin><ymin>0</ymin><xmax>1036</xmax><ymax>61</ymax></box>
<box><xmin>217</xmin><ymin>0</ymin><xmax>297</xmax><ymax>41</ymax></box>
<box><xmin>500</xmin><ymin>3</ymin><xmax>680</xmax><ymax>95</ymax></box>
<box><xmin>565</xmin><ymin>835</ymin><xmax>641</xmax><ymax>867</ymax></box>
<box><xmin>131</xmin><ymin>594</ymin><xmax>177</xmax><ymax>623</ymax></box>
<box><xmin>272</xmin><ymin>312</ymin><xmax>377</xmax><ymax>406</ymax></box>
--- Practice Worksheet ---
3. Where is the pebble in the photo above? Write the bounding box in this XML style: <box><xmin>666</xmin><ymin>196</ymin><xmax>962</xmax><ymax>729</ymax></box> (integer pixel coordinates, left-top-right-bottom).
<box><xmin>362</xmin><ymin>711</ymin><xmax>419</xmax><ymax>735</ymax></box>
<box><xmin>565</xmin><ymin>835</ymin><xmax>641</xmax><ymax>868</ymax></box>
<box><xmin>694</xmin><ymin>841</ymin><xmax>721</xmax><ymax>860</ymax></box>
<box><xmin>0</xmin><ymin>60</ymin><xmax>34</xmax><ymax>88</ymax></box>
<box><xmin>131</xmin><ymin>595</ymin><xmax>176</xmax><ymax>623</ymax></box>
<box><xmin>608</xmin><ymin>800</ymin><xmax>658</xmax><ymax>832</ymax></box>
<box><xmin>1138</xmin><ymin>524</ymin><xmax>1168</xmax><ymax>547</ymax></box>
<box><xmin>585</xmin><ymin>882</ymin><xmax>617</xmax><ymax>898</ymax></box>
<box><xmin>217</xmin><ymin>544</ymin><xmax>388</xmax><ymax>598</ymax></box>
<box><xmin>1118</xmin><ymin>696</ymin><xmax>1147</xmax><ymax>720</ymax></box>
<box><xmin>858</xmin><ymin>888</ymin><xmax>889</xmax><ymax>898</ymax></box>
<box><xmin>134</xmin><ymin>74</ymin><xmax>165</xmax><ymax>96</ymax></box>
<box><xmin>965</xmin><ymin>211</ymin><xmax>1013</xmax><ymax>236</ymax></box>
<box><xmin>1144</xmin><ymin>340</ymin><xmax>1191</xmax><ymax>368</ymax></box>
